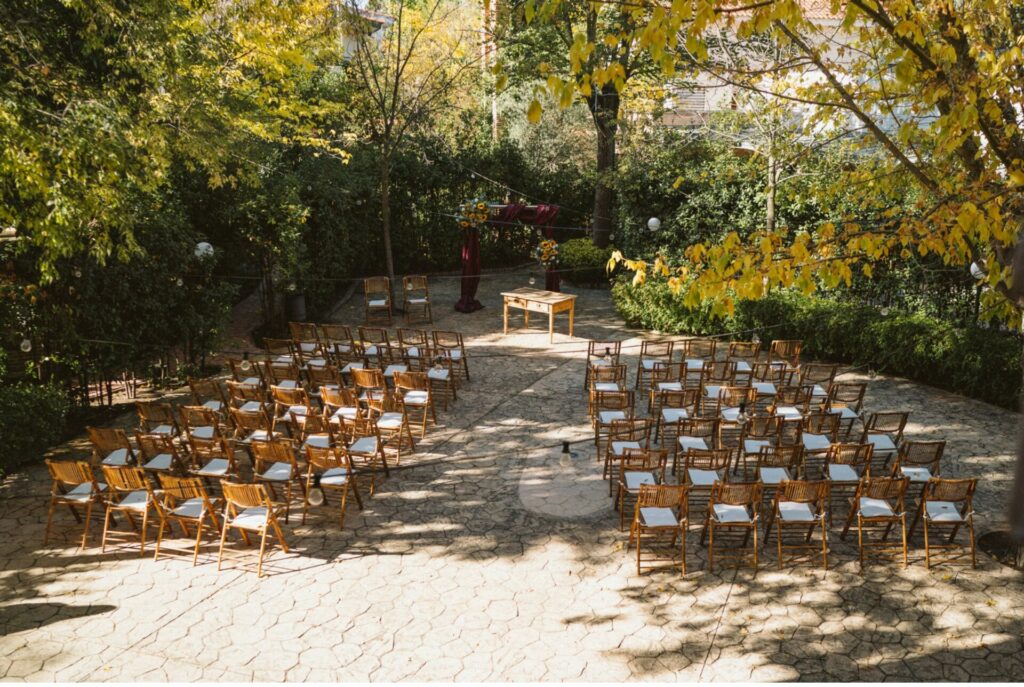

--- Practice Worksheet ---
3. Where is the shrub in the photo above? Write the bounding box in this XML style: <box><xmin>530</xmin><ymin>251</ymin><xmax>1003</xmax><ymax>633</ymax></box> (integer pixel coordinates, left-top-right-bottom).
<box><xmin>612</xmin><ymin>280</ymin><xmax>1023</xmax><ymax>409</ymax></box>
<box><xmin>0</xmin><ymin>382</ymin><xmax>70</xmax><ymax>476</ymax></box>
<box><xmin>559</xmin><ymin>238</ymin><xmax>616</xmax><ymax>287</ymax></box>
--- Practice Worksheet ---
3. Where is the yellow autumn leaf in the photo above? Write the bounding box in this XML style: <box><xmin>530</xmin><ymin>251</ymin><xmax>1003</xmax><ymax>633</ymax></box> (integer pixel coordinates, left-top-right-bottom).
<box><xmin>527</xmin><ymin>99</ymin><xmax>542</xmax><ymax>124</ymax></box>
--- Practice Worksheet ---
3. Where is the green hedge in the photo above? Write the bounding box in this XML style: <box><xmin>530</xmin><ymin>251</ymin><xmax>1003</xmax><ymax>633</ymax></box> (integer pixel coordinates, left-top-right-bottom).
<box><xmin>0</xmin><ymin>382</ymin><xmax>70</xmax><ymax>476</ymax></box>
<box><xmin>612</xmin><ymin>280</ymin><xmax>1023</xmax><ymax>409</ymax></box>
<box><xmin>558</xmin><ymin>239</ymin><xmax>616</xmax><ymax>287</ymax></box>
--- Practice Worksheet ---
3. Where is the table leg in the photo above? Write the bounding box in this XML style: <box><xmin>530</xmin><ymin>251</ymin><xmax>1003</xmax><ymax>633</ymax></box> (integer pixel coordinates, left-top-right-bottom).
<box><xmin>549</xmin><ymin>309</ymin><xmax>554</xmax><ymax>344</ymax></box>
<box><xmin>568</xmin><ymin>303</ymin><xmax>575</xmax><ymax>338</ymax></box>
<box><xmin>503</xmin><ymin>298</ymin><xmax>509</xmax><ymax>335</ymax></box>
<box><xmin>524</xmin><ymin>309</ymin><xmax>529</xmax><ymax>328</ymax></box>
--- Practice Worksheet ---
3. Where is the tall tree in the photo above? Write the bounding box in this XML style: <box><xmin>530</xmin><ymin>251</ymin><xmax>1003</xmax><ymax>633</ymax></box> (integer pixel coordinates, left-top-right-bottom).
<box><xmin>343</xmin><ymin>0</ymin><xmax>479</xmax><ymax>290</ymax></box>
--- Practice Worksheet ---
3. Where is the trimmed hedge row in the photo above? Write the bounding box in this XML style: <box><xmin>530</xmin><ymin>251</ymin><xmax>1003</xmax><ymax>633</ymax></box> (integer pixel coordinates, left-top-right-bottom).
<box><xmin>611</xmin><ymin>280</ymin><xmax>1023</xmax><ymax>410</ymax></box>
<box><xmin>0</xmin><ymin>382</ymin><xmax>69</xmax><ymax>477</ymax></box>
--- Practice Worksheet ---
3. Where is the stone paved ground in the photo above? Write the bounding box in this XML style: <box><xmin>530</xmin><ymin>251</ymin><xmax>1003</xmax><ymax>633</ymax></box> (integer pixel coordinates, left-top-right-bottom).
<box><xmin>2</xmin><ymin>269</ymin><xmax>1023</xmax><ymax>682</ymax></box>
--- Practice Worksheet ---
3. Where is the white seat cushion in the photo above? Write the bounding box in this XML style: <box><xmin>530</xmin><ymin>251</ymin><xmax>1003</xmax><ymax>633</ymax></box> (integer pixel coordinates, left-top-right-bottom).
<box><xmin>661</xmin><ymin>408</ymin><xmax>688</xmax><ymax>423</ymax></box>
<box><xmin>827</xmin><ymin>464</ymin><xmax>860</xmax><ymax>482</ymax></box>
<box><xmin>703</xmin><ymin>385</ymin><xmax>722</xmax><ymax>398</ymax></box>
<box><xmin>778</xmin><ymin>501</ymin><xmax>815</xmax><ymax>522</ymax></box>
<box><xmin>332</xmin><ymin>406</ymin><xmax>359</xmax><ymax>420</ymax></box>
<box><xmin>744</xmin><ymin>439</ymin><xmax>771</xmax><ymax>455</ymax></box>
<box><xmin>926</xmin><ymin>501</ymin><xmax>964</xmax><ymax>523</ymax></box>
<box><xmin>298</xmin><ymin>342</ymin><xmax>318</xmax><ymax>353</ymax></box>
<box><xmin>286</xmin><ymin>404</ymin><xmax>308</xmax><ymax>417</ymax></box>
<box><xmin>611</xmin><ymin>440</ymin><xmax>641</xmax><ymax>456</ymax></box>
<box><xmin>118</xmin><ymin>490</ymin><xmax>149</xmax><ymax>511</ymax></box>
<box><xmin>384</xmin><ymin>364</ymin><xmax>408</xmax><ymax>376</ymax></box>
<box><xmin>640</xmin><ymin>507</ymin><xmax>678</xmax><ymax>527</ymax></box>
<box><xmin>241</xmin><ymin>376</ymin><xmax>261</xmax><ymax>386</ymax></box>
<box><xmin>721</xmin><ymin>407</ymin><xmax>742</xmax><ymax>422</ymax></box>
<box><xmin>713</xmin><ymin>503</ymin><xmax>751</xmax><ymax>523</ymax></box>
<box><xmin>623</xmin><ymin>471</ymin><xmax>657</xmax><ymax>491</ymax></box>
<box><xmin>232</xmin><ymin>507</ymin><xmax>268</xmax><ymax>530</ymax></box>
<box><xmin>590</xmin><ymin>358</ymin><xmax>612</xmax><ymax>368</ymax></box>
<box><xmin>427</xmin><ymin>368</ymin><xmax>449</xmax><ymax>381</ymax></box>
<box><xmin>802</xmin><ymin>433</ymin><xmax>833</xmax><ymax>452</ymax></box>
<box><xmin>276</xmin><ymin>380</ymin><xmax>299</xmax><ymax>389</ymax></box>
<box><xmin>320</xmin><ymin>467</ymin><xmax>352</xmax><ymax>486</ymax></box>
<box><xmin>191</xmin><ymin>425</ymin><xmax>216</xmax><ymax>440</ymax></box>
<box><xmin>758</xmin><ymin>466</ymin><xmax>791</xmax><ymax>485</ymax></box>
<box><xmin>406</xmin><ymin>346</ymin><xmax>421</xmax><ymax>358</ymax></box>
<box><xmin>867</xmin><ymin>434</ymin><xmax>898</xmax><ymax>452</ymax></box>
<box><xmin>143</xmin><ymin>453</ymin><xmax>174</xmax><ymax>471</ymax></box>
<box><xmin>641</xmin><ymin>359</ymin><xmax>659</xmax><ymax>370</ymax></box>
<box><xmin>368</xmin><ymin>299</ymin><xmax>388</xmax><ymax>308</ymax></box>
<box><xmin>261</xmin><ymin>461</ymin><xmax>293</xmax><ymax>481</ymax></box>
<box><xmin>753</xmin><ymin>382</ymin><xmax>777</xmax><ymax>395</ymax></box>
<box><xmin>151</xmin><ymin>424</ymin><xmax>176</xmax><ymax>436</ymax></box>
<box><xmin>859</xmin><ymin>497</ymin><xmax>895</xmax><ymax>518</ymax></box>
<box><xmin>303</xmin><ymin>434</ymin><xmax>332</xmax><ymax>450</ymax></box>
<box><xmin>274</xmin><ymin>354</ymin><xmax>293</xmax><ymax>364</ymax></box>
<box><xmin>102</xmin><ymin>448</ymin><xmax>130</xmax><ymax>466</ymax></box>
<box><xmin>402</xmin><ymin>390</ymin><xmax>429</xmax><ymax>405</ymax></box>
<box><xmin>62</xmin><ymin>482</ymin><xmax>98</xmax><ymax>503</ymax></box>
<box><xmin>828</xmin><ymin>406</ymin><xmax>860</xmax><ymax>420</ymax></box>
<box><xmin>172</xmin><ymin>497</ymin><xmax>205</xmax><ymax>519</ymax></box>
<box><xmin>657</xmin><ymin>381</ymin><xmax>683</xmax><ymax>392</ymax></box>
<box><xmin>341</xmin><ymin>362</ymin><xmax>365</xmax><ymax>373</ymax></box>
<box><xmin>304</xmin><ymin>357</ymin><xmax>328</xmax><ymax>368</ymax></box>
<box><xmin>687</xmin><ymin>468</ymin><xmax>720</xmax><ymax>487</ymax></box>
<box><xmin>441</xmin><ymin>348</ymin><xmax>462</xmax><ymax>360</ymax></box>
<box><xmin>377</xmin><ymin>412</ymin><xmax>405</xmax><ymax>429</ymax></box>
<box><xmin>598</xmin><ymin>410</ymin><xmax>627</xmax><ymax>424</ymax></box>
<box><xmin>408</xmin><ymin>297</ymin><xmax>429</xmax><ymax>304</ymax></box>
<box><xmin>349</xmin><ymin>436</ymin><xmax>379</xmax><ymax>454</ymax></box>
<box><xmin>684</xmin><ymin>358</ymin><xmax>704</xmax><ymax>371</ymax></box>
<box><xmin>735</xmin><ymin>361</ymin><xmax>752</xmax><ymax>373</ymax></box>
<box><xmin>202</xmin><ymin>400</ymin><xmax>224</xmax><ymax>412</ymax></box>
<box><xmin>811</xmin><ymin>384</ymin><xmax>828</xmax><ymax>397</ymax></box>
<box><xmin>594</xmin><ymin>382</ymin><xmax>620</xmax><ymax>392</ymax></box>
<box><xmin>774</xmin><ymin>406</ymin><xmax>802</xmax><ymax>419</ymax></box>
<box><xmin>245</xmin><ymin>430</ymin><xmax>276</xmax><ymax>443</ymax></box>
<box><xmin>197</xmin><ymin>459</ymin><xmax>229</xmax><ymax>477</ymax></box>
<box><xmin>900</xmin><ymin>466</ymin><xmax>932</xmax><ymax>483</ymax></box>
<box><xmin>240</xmin><ymin>401</ymin><xmax>263</xmax><ymax>413</ymax></box>
<box><xmin>678</xmin><ymin>436</ymin><xmax>709</xmax><ymax>452</ymax></box>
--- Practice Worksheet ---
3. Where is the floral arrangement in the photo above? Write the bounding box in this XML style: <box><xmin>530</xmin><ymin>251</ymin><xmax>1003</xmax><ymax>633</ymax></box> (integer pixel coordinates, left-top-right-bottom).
<box><xmin>534</xmin><ymin>239</ymin><xmax>559</xmax><ymax>268</ymax></box>
<box><xmin>457</xmin><ymin>198</ymin><xmax>492</xmax><ymax>229</ymax></box>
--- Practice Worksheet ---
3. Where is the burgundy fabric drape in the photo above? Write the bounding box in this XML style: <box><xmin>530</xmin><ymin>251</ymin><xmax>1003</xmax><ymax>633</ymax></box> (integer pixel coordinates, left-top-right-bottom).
<box><xmin>455</xmin><ymin>227</ymin><xmax>483</xmax><ymax>312</ymax></box>
<box><xmin>454</xmin><ymin>203</ymin><xmax>561</xmax><ymax>312</ymax></box>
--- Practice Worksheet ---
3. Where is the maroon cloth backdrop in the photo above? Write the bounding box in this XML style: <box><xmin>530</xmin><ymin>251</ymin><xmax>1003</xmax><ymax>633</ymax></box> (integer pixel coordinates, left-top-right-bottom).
<box><xmin>455</xmin><ymin>204</ymin><xmax>561</xmax><ymax>313</ymax></box>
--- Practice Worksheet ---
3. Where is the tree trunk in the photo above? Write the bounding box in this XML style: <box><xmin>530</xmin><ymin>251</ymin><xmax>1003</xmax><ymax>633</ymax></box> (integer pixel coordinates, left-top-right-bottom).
<box><xmin>379</xmin><ymin>156</ymin><xmax>397</xmax><ymax>294</ymax></box>
<box><xmin>591</xmin><ymin>84</ymin><xmax>619</xmax><ymax>248</ymax></box>
<box><xmin>766</xmin><ymin>150</ymin><xmax>777</xmax><ymax>234</ymax></box>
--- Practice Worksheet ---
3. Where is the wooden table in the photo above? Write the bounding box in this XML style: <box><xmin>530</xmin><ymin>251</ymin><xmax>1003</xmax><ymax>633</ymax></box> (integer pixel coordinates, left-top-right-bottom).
<box><xmin>501</xmin><ymin>287</ymin><xmax>577</xmax><ymax>343</ymax></box>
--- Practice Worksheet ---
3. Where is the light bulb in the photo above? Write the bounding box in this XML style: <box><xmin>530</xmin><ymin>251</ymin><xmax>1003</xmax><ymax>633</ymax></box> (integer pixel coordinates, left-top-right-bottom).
<box><xmin>647</xmin><ymin>217</ymin><xmax>661</xmax><ymax>232</ymax></box>
<box><xmin>559</xmin><ymin>441</ymin><xmax>574</xmax><ymax>468</ymax></box>
<box><xmin>73</xmin><ymin>268</ymin><xmax>82</xmax><ymax>279</ymax></box>
<box><xmin>240</xmin><ymin>359</ymin><xmax>252</xmax><ymax>371</ymax></box>
<box><xmin>970</xmin><ymin>261</ymin><xmax>985</xmax><ymax>280</ymax></box>
<box><xmin>868</xmin><ymin>368</ymin><xmax>878</xmax><ymax>380</ymax></box>
<box><xmin>175</xmin><ymin>277</ymin><xmax>184</xmax><ymax>287</ymax></box>
<box><xmin>879</xmin><ymin>306</ymin><xmax>890</xmax><ymax>316</ymax></box>
<box><xmin>752</xmin><ymin>333</ymin><xmax>760</xmax><ymax>344</ymax></box>
<box><xmin>20</xmin><ymin>338</ymin><xmax>32</xmax><ymax>353</ymax></box>
<box><xmin>528</xmin><ymin>276</ymin><xmax>536</xmax><ymax>286</ymax></box>
<box><xmin>307</xmin><ymin>486</ymin><xmax>325</xmax><ymax>507</ymax></box>
<box><xmin>194</xmin><ymin>241</ymin><xmax>214</xmax><ymax>259</ymax></box>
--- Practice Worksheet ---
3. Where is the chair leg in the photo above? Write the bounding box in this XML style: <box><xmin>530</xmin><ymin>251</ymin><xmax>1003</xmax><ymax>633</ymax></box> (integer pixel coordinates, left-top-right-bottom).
<box><xmin>923</xmin><ymin>518</ymin><xmax>931</xmax><ymax>569</ymax></box>
<box><xmin>900</xmin><ymin>515</ymin><xmax>908</xmax><ymax>568</ymax></box>
<box><xmin>101</xmin><ymin>506</ymin><xmax>113</xmax><ymax>553</ymax></box>
<box><xmin>969</xmin><ymin>519</ymin><xmax>976</xmax><ymax>568</ymax></box>
<box><xmin>140</xmin><ymin>508</ymin><xmax>149</xmax><ymax>556</ymax></box>
<box><xmin>217</xmin><ymin>520</ymin><xmax>230</xmax><ymax>571</ymax></box>
<box><xmin>43</xmin><ymin>497</ymin><xmax>57</xmax><ymax>546</ymax></box>
<box><xmin>81</xmin><ymin>499</ymin><xmax>95</xmax><ymax>551</ymax></box>
<box><xmin>857</xmin><ymin>515</ymin><xmax>864</xmax><ymax>569</ymax></box>
<box><xmin>257</xmin><ymin>528</ymin><xmax>268</xmax><ymax>578</ymax></box>
<box><xmin>681</xmin><ymin>525</ymin><xmax>687</xmax><ymax>575</ymax></box>
<box><xmin>193</xmin><ymin>519</ymin><xmax>204</xmax><ymax>566</ymax></box>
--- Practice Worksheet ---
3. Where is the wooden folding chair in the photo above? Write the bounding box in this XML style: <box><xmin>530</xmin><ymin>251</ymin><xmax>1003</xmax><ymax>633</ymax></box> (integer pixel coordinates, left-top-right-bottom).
<box><xmin>799</xmin><ymin>363</ymin><xmax>839</xmax><ymax>400</ymax></box>
<box><xmin>188</xmin><ymin>377</ymin><xmax>229</xmax><ymax>418</ymax></box>
<box><xmin>824</xmin><ymin>380</ymin><xmax>866</xmax><ymax>439</ymax></box>
<box><xmin>153</xmin><ymin>474</ymin><xmax>221</xmax><ymax>565</ymax></box>
<box><xmin>345</xmin><ymin>416</ymin><xmax>391</xmax><ymax>495</ymax></box>
<box><xmin>628</xmin><ymin>483</ymin><xmax>689</xmax><ymax>575</ymax></box>
<box><xmin>765</xmin><ymin>480</ymin><xmax>829</xmax><ymax>570</ymax></box>
<box><xmin>251</xmin><ymin>438</ymin><xmax>304</xmax><ymax>523</ymax></box>
<box><xmin>227</xmin><ymin>358</ymin><xmax>264</xmax><ymax>388</ymax></box>
<box><xmin>702</xmin><ymin>481</ymin><xmax>762</xmax><ymax>573</ymax></box>
<box><xmin>646</xmin><ymin>361</ymin><xmax>687</xmax><ymax>416</ymax></box>
<box><xmin>860</xmin><ymin>411</ymin><xmax>909</xmax><ymax>473</ymax></box>
<box><xmin>100</xmin><ymin>465</ymin><xmax>157</xmax><ymax>556</ymax></box>
<box><xmin>364</xmin><ymin>276</ymin><xmax>393</xmax><ymax>324</ymax></box>
<box><xmin>584</xmin><ymin>340</ymin><xmax>622</xmax><ymax>391</ymax></box>
<box><xmin>87</xmin><ymin>426</ymin><xmax>135</xmax><ymax>467</ymax></box>
<box><xmin>615</xmin><ymin>447</ymin><xmax>667</xmax><ymax>531</ymax></box>
<box><xmin>588</xmin><ymin>363</ymin><xmax>627</xmax><ymax>418</ymax></box>
<box><xmin>635</xmin><ymin>340</ymin><xmax>674</xmax><ymax>391</ymax></box>
<box><xmin>261</xmin><ymin>358</ymin><xmax>302</xmax><ymax>390</ymax></box>
<box><xmin>226</xmin><ymin>379</ymin><xmax>266</xmax><ymax>412</ymax></box>
<box><xmin>395</xmin><ymin>370</ymin><xmax>435</xmax><ymax>439</ymax></box>
<box><xmin>263</xmin><ymin>337</ymin><xmax>296</xmax><ymax>363</ymax></box>
<box><xmin>736</xmin><ymin>415</ymin><xmax>779</xmax><ymax>478</ymax></box>
<box><xmin>727</xmin><ymin>340</ymin><xmax>761</xmax><ymax>364</ymax></box>
<box><xmin>755</xmin><ymin>444</ymin><xmax>804</xmax><ymax>510</ymax></box>
<box><xmin>670</xmin><ymin>417</ymin><xmax>721</xmax><ymax>476</ymax></box>
<box><xmin>893</xmin><ymin>440</ymin><xmax>946</xmax><ymax>509</ymax></box>
<box><xmin>218</xmin><ymin>482</ymin><xmax>290</xmax><ymax>578</ymax></box>
<box><xmin>841</xmin><ymin>476</ymin><xmax>910</xmax><ymax>568</ymax></box>
<box><xmin>187</xmin><ymin>435</ymin><xmax>238</xmax><ymax>486</ymax></box>
<box><xmin>303</xmin><ymin>444</ymin><xmax>364</xmax><ymax>528</ymax></box>
<box><xmin>351</xmin><ymin>367</ymin><xmax>391</xmax><ymax>416</ymax></box>
<box><xmin>681</xmin><ymin>447</ymin><xmax>733</xmax><ymax>520</ymax></box>
<box><xmin>824</xmin><ymin>442</ymin><xmax>873</xmax><ymax>521</ymax></box>
<box><xmin>914</xmin><ymin>477</ymin><xmax>977</xmax><ymax>569</ymax></box>
<box><xmin>179</xmin><ymin>405</ymin><xmax>224</xmax><ymax>443</ymax></box>
<box><xmin>136</xmin><ymin>401</ymin><xmax>180</xmax><ymax>439</ymax></box>
<box><xmin>432</xmin><ymin>330</ymin><xmax>470</xmax><ymax>381</ymax></box>
<box><xmin>679</xmin><ymin>337</ymin><xmax>718</xmax><ymax>362</ymax></box>
<box><xmin>397</xmin><ymin>328</ymin><xmax>431</xmax><ymax>371</ymax></box>
<box><xmin>402</xmin><ymin>275</ymin><xmax>432</xmax><ymax>323</ymax></box>
<box><xmin>269</xmin><ymin>384</ymin><xmax>311</xmax><ymax>436</ymax></box>
<box><xmin>801</xmin><ymin>411</ymin><xmax>841</xmax><ymax>477</ymax></box>
<box><xmin>43</xmin><ymin>459</ymin><xmax>106</xmax><ymax>550</ymax></box>
<box><xmin>593</xmin><ymin>389</ymin><xmax>635</xmax><ymax>455</ymax></box>
<box><xmin>603</xmin><ymin>418</ymin><xmax>653</xmax><ymax>495</ymax></box>
<box><xmin>768</xmin><ymin>339</ymin><xmax>802</xmax><ymax>368</ymax></box>
<box><xmin>655</xmin><ymin>388</ymin><xmax>699</xmax><ymax>444</ymax></box>
<box><xmin>135</xmin><ymin>431</ymin><xmax>185</xmax><ymax>475</ymax></box>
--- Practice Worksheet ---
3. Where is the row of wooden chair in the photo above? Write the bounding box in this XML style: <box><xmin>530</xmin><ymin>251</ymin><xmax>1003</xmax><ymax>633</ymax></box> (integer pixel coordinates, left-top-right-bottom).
<box><xmin>363</xmin><ymin>275</ymin><xmax>432</xmax><ymax>324</ymax></box>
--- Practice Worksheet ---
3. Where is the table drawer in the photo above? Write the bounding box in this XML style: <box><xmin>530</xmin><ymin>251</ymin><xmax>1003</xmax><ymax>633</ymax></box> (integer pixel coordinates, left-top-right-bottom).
<box><xmin>507</xmin><ymin>297</ymin><xmax>549</xmax><ymax>314</ymax></box>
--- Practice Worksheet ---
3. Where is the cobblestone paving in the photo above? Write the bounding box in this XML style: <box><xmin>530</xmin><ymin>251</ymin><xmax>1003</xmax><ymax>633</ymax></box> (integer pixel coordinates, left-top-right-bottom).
<box><xmin>2</xmin><ymin>270</ymin><xmax>1023</xmax><ymax>681</ymax></box>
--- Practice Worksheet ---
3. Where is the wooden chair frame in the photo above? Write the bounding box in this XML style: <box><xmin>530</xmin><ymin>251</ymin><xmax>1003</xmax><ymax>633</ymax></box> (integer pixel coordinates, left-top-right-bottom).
<box><xmin>364</xmin><ymin>276</ymin><xmax>393</xmax><ymax>324</ymax></box>
<box><xmin>402</xmin><ymin>275</ymin><xmax>432</xmax><ymax>323</ymax></box>
<box><xmin>153</xmin><ymin>474</ymin><xmax>221</xmax><ymax>565</ymax></box>
<box><xmin>218</xmin><ymin>482</ymin><xmax>290</xmax><ymax>578</ymax></box>
<box><xmin>43</xmin><ymin>459</ymin><xmax>105</xmax><ymax>550</ymax></box>
<box><xmin>841</xmin><ymin>476</ymin><xmax>910</xmax><ymax>568</ymax></box>
<box><xmin>765</xmin><ymin>480</ymin><xmax>829</xmax><ymax>570</ymax></box>
<box><xmin>701</xmin><ymin>481</ymin><xmax>762</xmax><ymax>573</ymax></box>
<box><xmin>303</xmin><ymin>444</ymin><xmax>364</xmax><ymax>528</ymax></box>
<box><xmin>628</xmin><ymin>483</ymin><xmax>689</xmax><ymax>575</ymax></box>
